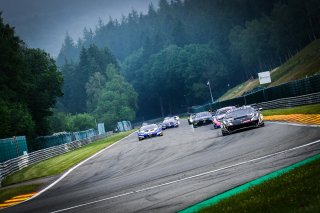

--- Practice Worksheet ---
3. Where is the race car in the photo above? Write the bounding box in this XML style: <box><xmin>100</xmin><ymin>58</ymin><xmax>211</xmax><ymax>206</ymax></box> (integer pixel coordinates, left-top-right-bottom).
<box><xmin>192</xmin><ymin>111</ymin><xmax>213</xmax><ymax>128</ymax></box>
<box><xmin>162</xmin><ymin>117</ymin><xmax>179</xmax><ymax>129</ymax></box>
<box><xmin>221</xmin><ymin>105</ymin><xmax>264</xmax><ymax>136</ymax></box>
<box><xmin>173</xmin><ymin>116</ymin><xmax>180</xmax><ymax>125</ymax></box>
<box><xmin>213</xmin><ymin>106</ymin><xmax>236</xmax><ymax>129</ymax></box>
<box><xmin>188</xmin><ymin>113</ymin><xmax>196</xmax><ymax>125</ymax></box>
<box><xmin>138</xmin><ymin>124</ymin><xmax>163</xmax><ymax>141</ymax></box>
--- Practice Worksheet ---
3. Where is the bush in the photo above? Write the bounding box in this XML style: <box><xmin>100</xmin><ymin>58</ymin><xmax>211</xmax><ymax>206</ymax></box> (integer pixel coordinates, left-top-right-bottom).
<box><xmin>66</xmin><ymin>113</ymin><xmax>96</xmax><ymax>132</ymax></box>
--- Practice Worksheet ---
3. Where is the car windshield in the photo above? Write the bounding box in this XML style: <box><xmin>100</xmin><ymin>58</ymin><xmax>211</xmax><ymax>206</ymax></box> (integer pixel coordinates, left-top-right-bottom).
<box><xmin>141</xmin><ymin>124</ymin><xmax>158</xmax><ymax>131</ymax></box>
<box><xmin>225</xmin><ymin>107</ymin><xmax>254</xmax><ymax>118</ymax></box>
<box><xmin>164</xmin><ymin>117</ymin><xmax>175</xmax><ymax>122</ymax></box>
<box><xmin>196</xmin><ymin>112</ymin><xmax>210</xmax><ymax>118</ymax></box>
<box><xmin>216</xmin><ymin>108</ymin><xmax>231</xmax><ymax>115</ymax></box>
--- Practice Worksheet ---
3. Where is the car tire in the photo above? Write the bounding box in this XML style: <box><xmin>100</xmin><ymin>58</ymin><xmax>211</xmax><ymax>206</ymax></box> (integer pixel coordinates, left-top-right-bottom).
<box><xmin>138</xmin><ymin>138</ymin><xmax>142</xmax><ymax>141</ymax></box>
<box><xmin>222</xmin><ymin>130</ymin><xmax>228</xmax><ymax>136</ymax></box>
<box><xmin>193</xmin><ymin>124</ymin><xmax>197</xmax><ymax>128</ymax></box>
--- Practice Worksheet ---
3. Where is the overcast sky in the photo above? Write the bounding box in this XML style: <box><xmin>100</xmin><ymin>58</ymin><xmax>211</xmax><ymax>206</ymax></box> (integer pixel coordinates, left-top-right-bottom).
<box><xmin>0</xmin><ymin>0</ymin><xmax>158</xmax><ymax>57</ymax></box>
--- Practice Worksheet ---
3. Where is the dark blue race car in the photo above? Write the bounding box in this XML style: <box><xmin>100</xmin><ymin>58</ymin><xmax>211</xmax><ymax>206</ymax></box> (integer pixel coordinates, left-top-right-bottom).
<box><xmin>138</xmin><ymin>124</ymin><xmax>163</xmax><ymax>141</ymax></box>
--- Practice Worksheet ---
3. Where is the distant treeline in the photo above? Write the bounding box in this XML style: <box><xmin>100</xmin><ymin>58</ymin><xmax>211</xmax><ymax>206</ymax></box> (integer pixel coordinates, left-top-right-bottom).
<box><xmin>0</xmin><ymin>13</ymin><xmax>63</xmax><ymax>138</ymax></box>
<box><xmin>57</xmin><ymin>0</ymin><xmax>320</xmax><ymax>120</ymax></box>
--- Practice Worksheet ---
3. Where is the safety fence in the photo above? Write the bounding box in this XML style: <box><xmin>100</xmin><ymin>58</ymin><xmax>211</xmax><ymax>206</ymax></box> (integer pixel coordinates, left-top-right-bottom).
<box><xmin>191</xmin><ymin>74</ymin><xmax>320</xmax><ymax>113</ymax></box>
<box><xmin>0</xmin><ymin>137</ymin><xmax>28</xmax><ymax>163</ymax></box>
<box><xmin>0</xmin><ymin>132</ymin><xmax>113</xmax><ymax>184</ymax></box>
<box><xmin>30</xmin><ymin>129</ymin><xmax>97</xmax><ymax>152</ymax></box>
<box><xmin>256</xmin><ymin>92</ymin><xmax>320</xmax><ymax>109</ymax></box>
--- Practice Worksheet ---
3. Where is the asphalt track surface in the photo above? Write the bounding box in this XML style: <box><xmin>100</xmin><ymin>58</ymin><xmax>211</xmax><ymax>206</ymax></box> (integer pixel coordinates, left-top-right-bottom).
<box><xmin>3</xmin><ymin>120</ymin><xmax>320</xmax><ymax>213</ymax></box>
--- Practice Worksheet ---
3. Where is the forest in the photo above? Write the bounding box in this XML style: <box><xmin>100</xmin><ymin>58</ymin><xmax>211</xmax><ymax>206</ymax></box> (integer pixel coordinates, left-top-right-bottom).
<box><xmin>0</xmin><ymin>13</ymin><xmax>63</xmax><ymax>138</ymax></box>
<box><xmin>57</xmin><ymin>0</ymin><xmax>320</xmax><ymax>122</ymax></box>
<box><xmin>1</xmin><ymin>0</ymin><xmax>320</xmax><ymax>138</ymax></box>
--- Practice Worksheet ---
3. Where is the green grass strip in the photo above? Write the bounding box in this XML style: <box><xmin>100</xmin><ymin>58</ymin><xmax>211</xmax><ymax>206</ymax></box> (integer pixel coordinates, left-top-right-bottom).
<box><xmin>2</xmin><ymin>130</ymin><xmax>135</xmax><ymax>186</ymax></box>
<box><xmin>179</xmin><ymin>153</ymin><xmax>320</xmax><ymax>213</ymax></box>
<box><xmin>262</xmin><ymin>103</ymin><xmax>320</xmax><ymax>116</ymax></box>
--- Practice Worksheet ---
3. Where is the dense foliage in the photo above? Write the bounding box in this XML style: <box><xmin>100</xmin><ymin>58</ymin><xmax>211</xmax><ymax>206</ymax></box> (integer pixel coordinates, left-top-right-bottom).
<box><xmin>0</xmin><ymin>13</ymin><xmax>63</xmax><ymax>138</ymax></box>
<box><xmin>57</xmin><ymin>0</ymin><xmax>320</xmax><ymax>120</ymax></box>
<box><xmin>58</xmin><ymin>45</ymin><xmax>138</xmax><ymax>130</ymax></box>
<box><xmin>48</xmin><ymin>112</ymin><xmax>96</xmax><ymax>132</ymax></box>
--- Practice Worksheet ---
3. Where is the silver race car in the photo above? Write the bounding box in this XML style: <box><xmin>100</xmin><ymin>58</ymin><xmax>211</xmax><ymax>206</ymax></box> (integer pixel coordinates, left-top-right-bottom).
<box><xmin>221</xmin><ymin>106</ymin><xmax>264</xmax><ymax>136</ymax></box>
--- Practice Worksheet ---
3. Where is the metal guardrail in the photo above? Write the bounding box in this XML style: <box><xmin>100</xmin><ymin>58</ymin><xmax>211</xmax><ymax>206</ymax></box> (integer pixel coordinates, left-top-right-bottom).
<box><xmin>191</xmin><ymin>92</ymin><xmax>320</xmax><ymax>113</ymax></box>
<box><xmin>191</xmin><ymin>74</ymin><xmax>320</xmax><ymax>113</ymax></box>
<box><xmin>0</xmin><ymin>132</ymin><xmax>113</xmax><ymax>185</ymax></box>
<box><xmin>256</xmin><ymin>92</ymin><xmax>320</xmax><ymax>110</ymax></box>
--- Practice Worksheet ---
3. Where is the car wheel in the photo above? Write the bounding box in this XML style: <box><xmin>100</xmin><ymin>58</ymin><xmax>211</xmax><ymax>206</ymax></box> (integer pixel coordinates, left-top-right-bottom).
<box><xmin>160</xmin><ymin>132</ymin><xmax>163</xmax><ymax>136</ymax></box>
<box><xmin>222</xmin><ymin>130</ymin><xmax>228</xmax><ymax>136</ymax></box>
<box><xmin>138</xmin><ymin>138</ymin><xmax>142</xmax><ymax>141</ymax></box>
<box><xmin>193</xmin><ymin>124</ymin><xmax>197</xmax><ymax>128</ymax></box>
<box><xmin>260</xmin><ymin>122</ymin><xmax>265</xmax><ymax>127</ymax></box>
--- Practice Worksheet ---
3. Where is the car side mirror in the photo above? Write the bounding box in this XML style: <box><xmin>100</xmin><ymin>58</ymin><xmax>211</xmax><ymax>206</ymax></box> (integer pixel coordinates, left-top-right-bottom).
<box><xmin>258</xmin><ymin>107</ymin><xmax>263</xmax><ymax>111</ymax></box>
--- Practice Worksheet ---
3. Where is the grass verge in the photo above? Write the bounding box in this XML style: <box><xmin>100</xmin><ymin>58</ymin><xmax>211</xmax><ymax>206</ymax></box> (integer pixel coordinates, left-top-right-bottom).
<box><xmin>262</xmin><ymin>103</ymin><xmax>320</xmax><ymax>116</ymax></box>
<box><xmin>218</xmin><ymin>39</ymin><xmax>320</xmax><ymax>101</ymax></box>
<box><xmin>0</xmin><ymin>184</ymin><xmax>40</xmax><ymax>203</ymax></box>
<box><xmin>218</xmin><ymin>80</ymin><xmax>260</xmax><ymax>101</ymax></box>
<box><xmin>199</xmin><ymin>156</ymin><xmax>320</xmax><ymax>213</ymax></box>
<box><xmin>269</xmin><ymin>39</ymin><xmax>320</xmax><ymax>87</ymax></box>
<box><xmin>2</xmin><ymin>130</ymin><xmax>135</xmax><ymax>186</ymax></box>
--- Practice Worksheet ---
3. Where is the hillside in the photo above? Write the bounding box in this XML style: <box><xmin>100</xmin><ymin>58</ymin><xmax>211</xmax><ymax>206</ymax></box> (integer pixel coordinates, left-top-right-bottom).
<box><xmin>219</xmin><ymin>39</ymin><xmax>320</xmax><ymax>101</ymax></box>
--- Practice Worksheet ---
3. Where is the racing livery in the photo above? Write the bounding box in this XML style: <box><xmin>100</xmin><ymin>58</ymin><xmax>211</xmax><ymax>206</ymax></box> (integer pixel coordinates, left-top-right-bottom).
<box><xmin>138</xmin><ymin>124</ymin><xmax>163</xmax><ymax>141</ymax></box>
<box><xmin>221</xmin><ymin>106</ymin><xmax>264</xmax><ymax>136</ymax></box>
<box><xmin>213</xmin><ymin>106</ymin><xmax>236</xmax><ymax>128</ymax></box>
<box><xmin>162</xmin><ymin>117</ymin><xmax>179</xmax><ymax>129</ymax></box>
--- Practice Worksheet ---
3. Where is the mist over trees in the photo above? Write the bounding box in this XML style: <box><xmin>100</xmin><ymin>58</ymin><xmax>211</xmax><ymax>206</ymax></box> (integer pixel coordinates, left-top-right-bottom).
<box><xmin>0</xmin><ymin>13</ymin><xmax>63</xmax><ymax>138</ymax></box>
<box><xmin>57</xmin><ymin>45</ymin><xmax>138</xmax><ymax>130</ymax></box>
<box><xmin>57</xmin><ymin>0</ymin><xmax>320</xmax><ymax>120</ymax></box>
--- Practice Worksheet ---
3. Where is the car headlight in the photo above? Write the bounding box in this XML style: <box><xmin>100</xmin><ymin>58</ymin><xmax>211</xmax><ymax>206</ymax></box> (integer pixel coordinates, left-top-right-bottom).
<box><xmin>226</xmin><ymin>118</ymin><xmax>233</xmax><ymax>122</ymax></box>
<box><xmin>223</xmin><ymin>118</ymin><xmax>233</xmax><ymax>126</ymax></box>
<box><xmin>251</xmin><ymin>113</ymin><xmax>259</xmax><ymax>121</ymax></box>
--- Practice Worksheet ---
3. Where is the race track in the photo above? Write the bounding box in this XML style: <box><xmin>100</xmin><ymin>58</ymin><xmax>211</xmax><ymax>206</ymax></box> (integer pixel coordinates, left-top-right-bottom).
<box><xmin>4</xmin><ymin>120</ymin><xmax>320</xmax><ymax>213</ymax></box>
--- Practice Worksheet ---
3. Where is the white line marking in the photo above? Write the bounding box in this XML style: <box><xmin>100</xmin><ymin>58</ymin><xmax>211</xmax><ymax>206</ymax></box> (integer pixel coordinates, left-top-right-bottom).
<box><xmin>51</xmin><ymin>138</ymin><xmax>320</xmax><ymax>213</ymax></box>
<box><xmin>30</xmin><ymin>132</ymin><xmax>136</xmax><ymax>200</ymax></box>
<box><xmin>268</xmin><ymin>121</ymin><xmax>320</xmax><ymax>128</ymax></box>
